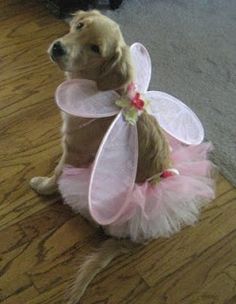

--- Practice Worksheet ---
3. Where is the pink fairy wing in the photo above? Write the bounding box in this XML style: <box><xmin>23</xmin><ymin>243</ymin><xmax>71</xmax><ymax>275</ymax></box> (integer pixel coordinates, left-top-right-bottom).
<box><xmin>146</xmin><ymin>91</ymin><xmax>204</xmax><ymax>145</ymax></box>
<box><xmin>130</xmin><ymin>43</ymin><xmax>151</xmax><ymax>93</ymax></box>
<box><xmin>55</xmin><ymin>79</ymin><xmax>120</xmax><ymax>117</ymax></box>
<box><xmin>88</xmin><ymin>112</ymin><xmax>138</xmax><ymax>225</ymax></box>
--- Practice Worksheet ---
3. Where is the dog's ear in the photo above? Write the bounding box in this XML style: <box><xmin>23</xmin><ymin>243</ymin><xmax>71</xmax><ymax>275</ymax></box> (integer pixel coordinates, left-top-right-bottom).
<box><xmin>97</xmin><ymin>45</ymin><xmax>134</xmax><ymax>91</ymax></box>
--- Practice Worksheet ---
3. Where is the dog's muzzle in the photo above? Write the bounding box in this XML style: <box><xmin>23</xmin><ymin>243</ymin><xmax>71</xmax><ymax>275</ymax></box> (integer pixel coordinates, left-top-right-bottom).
<box><xmin>50</xmin><ymin>41</ymin><xmax>66</xmax><ymax>60</ymax></box>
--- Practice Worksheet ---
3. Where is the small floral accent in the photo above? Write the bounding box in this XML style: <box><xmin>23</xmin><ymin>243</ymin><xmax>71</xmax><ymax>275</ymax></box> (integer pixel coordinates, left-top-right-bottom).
<box><xmin>115</xmin><ymin>82</ymin><xmax>148</xmax><ymax>125</ymax></box>
<box><xmin>131</xmin><ymin>93</ymin><xmax>145</xmax><ymax>110</ymax></box>
<box><xmin>160</xmin><ymin>169</ymin><xmax>180</xmax><ymax>179</ymax></box>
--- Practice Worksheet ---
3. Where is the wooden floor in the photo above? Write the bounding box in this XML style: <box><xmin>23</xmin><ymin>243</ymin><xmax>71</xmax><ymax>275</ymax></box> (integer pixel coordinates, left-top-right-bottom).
<box><xmin>1</xmin><ymin>1</ymin><xmax>236</xmax><ymax>303</ymax></box>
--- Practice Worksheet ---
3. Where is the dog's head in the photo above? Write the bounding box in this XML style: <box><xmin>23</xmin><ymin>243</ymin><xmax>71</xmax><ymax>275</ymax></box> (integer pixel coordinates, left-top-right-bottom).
<box><xmin>48</xmin><ymin>10</ymin><xmax>133</xmax><ymax>91</ymax></box>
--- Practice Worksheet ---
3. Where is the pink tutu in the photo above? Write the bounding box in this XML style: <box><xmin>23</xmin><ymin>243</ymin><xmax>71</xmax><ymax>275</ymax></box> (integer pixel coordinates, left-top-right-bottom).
<box><xmin>58</xmin><ymin>136</ymin><xmax>216</xmax><ymax>243</ymax></box>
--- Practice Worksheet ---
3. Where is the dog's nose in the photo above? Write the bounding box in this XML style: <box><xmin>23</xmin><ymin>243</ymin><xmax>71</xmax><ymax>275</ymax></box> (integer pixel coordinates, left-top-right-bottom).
<box><xmin>51</xmin><ymin>41</ymin><xmax>66</xmax><ymax>58</ymax></box>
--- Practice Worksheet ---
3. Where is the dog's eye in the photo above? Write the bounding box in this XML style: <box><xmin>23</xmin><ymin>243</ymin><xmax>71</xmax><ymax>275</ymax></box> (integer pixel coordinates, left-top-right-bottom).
<box><xmin>76</xmin><ymin>22</ymin><xmax>84</xmax><ymax>30</ymax></box>
<box><xmin>90</xmin><ymin>44</ymin><xmax>100</xmax><ymax>54</ymax></box>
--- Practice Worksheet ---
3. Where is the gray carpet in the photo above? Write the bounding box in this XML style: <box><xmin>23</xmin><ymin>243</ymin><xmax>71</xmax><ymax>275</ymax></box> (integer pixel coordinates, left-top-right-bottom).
<box><xmin>104</xmin><ymin>0</ymin><xmax>236</xmax><ymax>186</ymax></box>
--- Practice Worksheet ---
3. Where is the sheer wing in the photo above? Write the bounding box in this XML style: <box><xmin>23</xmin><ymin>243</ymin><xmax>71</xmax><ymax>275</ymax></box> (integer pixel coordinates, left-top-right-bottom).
<box><xmin>88</xmin><ymin>112</ymin><xmax>138</xmax><ymax>225</ymax></box>
<box><xmin>130</xmin><ymin>43</ymin><xmax>151</xmax><ymax>93</ymax></box>
<box><xmin>55</xmin><ymin>79</ymin><xmax>120</xmax><ymax>117</ymax></box>
<box><xmin>146</xmin><ymin>91</ymin><xmax>204</xmax><ymax>145</ymax></box>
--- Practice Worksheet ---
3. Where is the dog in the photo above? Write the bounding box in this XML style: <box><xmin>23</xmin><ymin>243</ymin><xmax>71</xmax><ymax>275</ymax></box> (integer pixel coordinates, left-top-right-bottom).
<box><xmin>30</xmin><ymin>10</ymin><xmax>171</xmax><ymax>303</ymax></box>
<box><xmin>30</xmin><ymin>10</ymin><xmax>170</xmax><ymax>196</ymax></box>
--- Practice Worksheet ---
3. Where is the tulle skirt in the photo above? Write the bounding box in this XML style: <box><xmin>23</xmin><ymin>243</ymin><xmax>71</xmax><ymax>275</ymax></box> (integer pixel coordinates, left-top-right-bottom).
<box><xmin>58</xmin><ymin>136</ymin><xmax>216</xmax><ymax>243</ymax></box>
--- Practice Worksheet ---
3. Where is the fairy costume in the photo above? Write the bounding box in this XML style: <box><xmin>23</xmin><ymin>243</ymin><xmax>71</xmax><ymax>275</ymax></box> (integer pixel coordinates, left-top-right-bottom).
<box><xmin>55</xmin><ymin>43</ymin><xmax>215</xmax><ymax>243</ymax></box>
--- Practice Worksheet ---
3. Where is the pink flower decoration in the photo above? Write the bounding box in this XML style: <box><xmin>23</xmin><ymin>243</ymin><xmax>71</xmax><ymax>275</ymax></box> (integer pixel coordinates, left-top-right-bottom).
<box><xmin>160</xmin><ymin>169</ymin><xmax>180</xmax><ymax>179</ymax></box>
<box><xmin>131</xmin><ymin>93</ymin><xmax>145</xmax><ymax>110</ymax></box>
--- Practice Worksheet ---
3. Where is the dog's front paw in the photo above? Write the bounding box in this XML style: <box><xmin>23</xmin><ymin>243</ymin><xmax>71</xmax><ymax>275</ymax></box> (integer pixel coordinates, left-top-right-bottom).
<box><xmin>30</xmin><ymin>176</ymin><xmax>58</xmax><ymax>195</ymax></box>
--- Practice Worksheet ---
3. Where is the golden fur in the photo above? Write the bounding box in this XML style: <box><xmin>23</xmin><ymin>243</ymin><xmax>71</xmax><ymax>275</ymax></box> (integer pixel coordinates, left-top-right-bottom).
<box><xmin>30</xmin><ymin>10</ymin><xmax>171</xmax><ymax>303</ymax></box>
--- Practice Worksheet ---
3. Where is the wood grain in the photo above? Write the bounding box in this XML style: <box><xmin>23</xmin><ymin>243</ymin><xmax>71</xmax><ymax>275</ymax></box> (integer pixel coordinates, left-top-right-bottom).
<box><xmin>0</xmin><ymin>1</ymin><xmax>236</xmax><ymax>304</ymax></box>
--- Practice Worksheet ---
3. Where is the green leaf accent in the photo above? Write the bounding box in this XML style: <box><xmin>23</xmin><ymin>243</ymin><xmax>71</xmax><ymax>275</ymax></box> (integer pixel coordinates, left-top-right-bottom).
<box><xmin>115</xmin><ymin>98</ymin><xmax>130</xmax><ymax>109</ymax></box>
<box><xmin>123</xmin><ymin>108</ymin><xmax>138</xmax><ymax>125</ymax></box>
<box><xmin>115</xmin><ymin>95</ymin><xmax>151</xmax><ymax>125</ymax></box>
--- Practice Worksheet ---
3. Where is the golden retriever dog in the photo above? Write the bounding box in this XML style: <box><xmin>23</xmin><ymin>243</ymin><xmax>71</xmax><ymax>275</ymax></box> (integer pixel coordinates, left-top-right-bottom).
<box><xmin>30</xmin><ymin>10</ymin><xmax>170</xmax><ymax>303</ymax></box>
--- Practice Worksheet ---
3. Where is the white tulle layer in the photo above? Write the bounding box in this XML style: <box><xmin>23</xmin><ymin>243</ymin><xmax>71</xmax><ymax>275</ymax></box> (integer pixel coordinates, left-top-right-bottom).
<box><xmin>58</xmin><ymin>138</ymin><xmax>216</xmax><ymax>243</ymax></box>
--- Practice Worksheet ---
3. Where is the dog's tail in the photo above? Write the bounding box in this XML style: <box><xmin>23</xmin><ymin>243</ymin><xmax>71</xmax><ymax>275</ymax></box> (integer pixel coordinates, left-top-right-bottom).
<box><xmin>66</xmin><ymin>239</ymin><xmax>136</xmax><ymax>304</ymax></box>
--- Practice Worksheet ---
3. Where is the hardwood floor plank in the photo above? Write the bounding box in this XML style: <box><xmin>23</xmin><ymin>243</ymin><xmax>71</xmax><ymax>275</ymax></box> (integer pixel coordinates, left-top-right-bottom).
<box><xmin>0</xmin><ymin>187</ymin><xmax>58</xmax><ymax>232</ymax></box>
<box><xmin>0</xmin><ymin>224</ymin><xmax>27</xmax><ymax>254</ymax></box>
<box><xmin>19</xmin><ymin>203</ymin><xmax>75</xmax><ymax>240</ymax></box>
<box><xmin>1</xmin><ymin>286</ymin><xmax>39</xmax><ymax>304</ymax></box>
<box><xmin>0</xmin><ymin>242</ymin><xmax>34</xmax><ymax>301</ymax></box>
<box><xmin>26</xmin><ymin>218</ymin><xmax>97</xmax><ymax>292</ymax></box>
<box><xmin>27</xmin><ymin>282</ymin><xmax>68</xmax><ymax>304</ymax></box>
<box><xmin>0</xmin><ymin>1</ymin><xmax>66</xmax><ymax>232</ymax></box>
<box><xmin>122</xmin><ymin>229</ymin><xmax>236</xmax><ymax>304</ymax></box>
<box><xmin>0</xmin><ymin>203</ymin><xmax>99</xmax><ymax>301</ymax></box>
